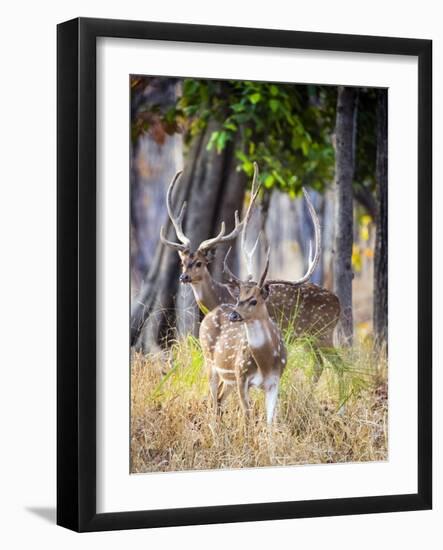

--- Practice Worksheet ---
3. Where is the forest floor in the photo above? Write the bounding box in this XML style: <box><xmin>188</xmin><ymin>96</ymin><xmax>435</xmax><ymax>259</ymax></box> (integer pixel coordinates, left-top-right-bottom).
<box><xmin>131</xmin><ymin>336</ymin><xmax>388</xmax><ymax>474</ymax></box>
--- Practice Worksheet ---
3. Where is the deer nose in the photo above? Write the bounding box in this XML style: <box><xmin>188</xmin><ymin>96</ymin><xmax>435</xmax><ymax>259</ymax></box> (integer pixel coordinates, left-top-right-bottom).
<box><xmin>179</xmin><ymin>273</ymin><xmax>191</xmax><ymax>283</ymax></box>
<box><xmin>229</xmin><ymin>310</ymin><xmax>242</xmax><ymax>322</ymax></box>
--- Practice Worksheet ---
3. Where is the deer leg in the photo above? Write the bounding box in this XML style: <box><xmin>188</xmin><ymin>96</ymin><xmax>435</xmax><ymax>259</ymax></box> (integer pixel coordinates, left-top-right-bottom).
<box><xmin>209</xmin><ymin>368</ymin><xmax>221</xmax><ymax>413</ymax></box>
<box><xmin>217</xmin><ymin>381</ymin><xmax>233</xmax><ymax>407</ymax></box>
<box><xmin>264</xmin><ymin>375</ymin><xmax>280</xmax><ymax>425</ymax></box>
<box><xmin>236</xmin><ymin>372</ymin><xmax>250</xmax><ymax>420</ymax></box>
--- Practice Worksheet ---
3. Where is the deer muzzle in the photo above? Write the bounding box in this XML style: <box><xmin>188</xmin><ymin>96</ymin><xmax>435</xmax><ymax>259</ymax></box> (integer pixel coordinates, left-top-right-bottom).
<box><xmin>179</xmin><ymin>273</ymin><xmax>192</xmax><ymax>283</ymax></box>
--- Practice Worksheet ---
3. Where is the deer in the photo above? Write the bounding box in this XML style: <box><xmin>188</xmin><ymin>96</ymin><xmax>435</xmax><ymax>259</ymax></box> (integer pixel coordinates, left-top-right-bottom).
<box><xmin>159</xmin><ymin>168</ymin><xmax>261</xmax><ymax>313</ymax></box>
<box><xmin>200</xmin><ymin>249</ymin><xmax>287</xmax><ymax>424</ymax></box>
<box><xmin>160</xmin><ymin>163</ymin><xmax>341</xmax><ymax>381</ymax></box>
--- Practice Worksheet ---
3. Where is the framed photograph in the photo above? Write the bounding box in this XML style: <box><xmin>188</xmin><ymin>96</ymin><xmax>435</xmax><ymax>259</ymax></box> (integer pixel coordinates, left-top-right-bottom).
<box><xmin>57</xmin><ymin>17</ymin><xmax>432</xmax><ymax>532</ymax></box>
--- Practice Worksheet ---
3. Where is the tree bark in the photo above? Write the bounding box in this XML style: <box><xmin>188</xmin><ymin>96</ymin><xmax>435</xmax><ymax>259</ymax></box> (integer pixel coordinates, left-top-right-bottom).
<box><xmin>131</xmin><ymin>133</ymin><xmax>182</xmax><ymax>296</ymax></box>
<box><xmin>254</xmin><ymin>188</ymin><xmax>271</xmax><ymax>276</ymax></box>
<box><xmin>373</xmin><ymin>89</ymin><xmax>388</xmax><ymax>346</ymax></box>
<box><xmin>265</xmin><ymin>189</ymin><xmax>295</xmax><ymax>280</ymax></box>
<box><xmin>209</xmin><ymin>138</ymin><xmax>247</xmax><ymax>283</ymax></box>
<box><xmin>322</xmin><ymin>186</ymin><xmax>335</xmax><ymax>289</ymax></box>
<box><xmin>130</xmin><ymin>78</ymin><xmax>181</xmax><ymax>296</ymax></box>
<box><xmin>334</xmin><ymin>87</ymin><xmax>357</xmax><ymax>344</ymax></box>
<box><xmin>130</xmin><ymin>120</ymin><xmax>246</xmax><ymax>352</ymax></box>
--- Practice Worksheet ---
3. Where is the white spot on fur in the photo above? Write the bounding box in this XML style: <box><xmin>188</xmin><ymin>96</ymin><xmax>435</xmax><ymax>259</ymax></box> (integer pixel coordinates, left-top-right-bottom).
<box><xmin>215</xmin><ymin>366</ymin><xmax>233</xmax><ymax>374</ymax></box>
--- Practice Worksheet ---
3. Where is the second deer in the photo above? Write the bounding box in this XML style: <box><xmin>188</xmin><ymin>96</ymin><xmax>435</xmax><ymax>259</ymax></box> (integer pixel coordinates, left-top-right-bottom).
<box><xmin>200</xmin><ymin>250</ymin><xmax>286</xmax><ymax>425</ymax></box>
<box><xmin>160</xmin><ymin>163</ymin><xmax>340</xmax><ymax>381</ymax></box>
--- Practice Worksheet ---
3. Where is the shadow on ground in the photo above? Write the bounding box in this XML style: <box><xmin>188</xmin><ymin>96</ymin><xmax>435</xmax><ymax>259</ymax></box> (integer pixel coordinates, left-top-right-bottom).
<box><xmin>26</xmin><ymin>507</ymin><xmax>56</xmax><ymax>524</ymax></box>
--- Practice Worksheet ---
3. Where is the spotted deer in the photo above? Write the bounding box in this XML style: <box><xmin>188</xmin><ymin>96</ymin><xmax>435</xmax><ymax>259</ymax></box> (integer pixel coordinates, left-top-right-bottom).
<box><xmin>200</xmin><ymin>250</ymin><xmax>286</xmax><ymax>424</ymax></box>
<box><xmin>159</xmin><ymin>167</ymin><xmax>261</xmax><ymax>313</ymax></box>
<box><xmin>160</xmin><ymin>164</ymin><xmax>340</xmax><ymax>380</ymax></box>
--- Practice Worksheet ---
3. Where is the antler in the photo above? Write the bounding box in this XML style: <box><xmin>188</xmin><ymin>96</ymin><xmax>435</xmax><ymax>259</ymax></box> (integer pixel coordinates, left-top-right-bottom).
<box><xmin>241</xmin><ymin>162</ymin><xmax>262</xmax><ymax>277</ymax></box>
<box><xmin>258</xmin><ymin>247</ymin><xmax>271</xmax><ymax>289</ymax></box>
<box><xmin>198</xmin><ymin>162</ymin><xmax>262</xmax><ymax>253</ymax></box>
<box><xmin>159</xmin><ymin>171</ymin><xmax>191</xmax><ymax>252</ymax></box>
<box><xmin>222</xmin><ymin>247</ymin><xmax>242</xmax><ymax>284</ymax></box>
<box><xmin>223</xmin><ymin>244</ymin><xmax>269</xmax><ymax>289</ymax></box>
<box><xmin>197</xmin><ymin>212</ymin><xmax>241</xmax><ymax>252</ymax></box>
<box><xmin>267</xmin><ymin>187</ymin><xmax>321</xmax><ymax>287</ymax></box>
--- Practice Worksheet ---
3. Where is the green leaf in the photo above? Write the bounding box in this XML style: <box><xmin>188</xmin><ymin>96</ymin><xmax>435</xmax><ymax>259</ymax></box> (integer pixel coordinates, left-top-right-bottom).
<box><xmin>231</xmin><ymin>101</ymin><xmax>246</xmax><ymax>113</ymax></box>
<box><xmin>248</xmin><ymin>93</ymin><xmax>262</xmax><ymax>104</ymax></box>
<box><xmin>232</xmin><ymin>112</ymin><xmax>252</xmax><ymax>124</ymax></box>
<box><xmin>206</xmin><ymin>131</ymin><xmax>219</xmax><ymax>151</ymax></box>
<box><xmin>242</xmin><ymin>160</ymin><xmax>254</xmax><ymax>174</ymax></box>
<box><xmin>269</xmin><ymin>99</ymin><xmax>280</xmax><ymax>113</ymax></box>
<box><xmin>216</xmin><ymin>131</ymin><xmax>231</xmax><ymax>152</ymax></box>
<box><xmin>183</xmin><ymin>79</ymin><xmax>199</xmax><ymax>96</ymax></box>
<box><xmin>235</xmin><ymin>150</ymin><xmax>248</xmax><ymax>163</ymax></box>
<box><xmin>270</xmin><ymin>84</ymin><xmax>279</xmax><ymax>96</ymax></box>
<box><xmin>223</xmin><ymin>121</ymin><xmax>237</xmax><ymax>131</ymax></box>
<box><xmin>264</xmin><ymin>174</ymin><xmax>275</xmax><ymax>188</ymax></box>
<box><xmin>272</xmin><ymin>170</ymin><xmax>286</xmax><ymax>187</ymax></box>
<box><xmin>183</xmin><ymin>105</ymin><xmax>199</xmax><ymax>117</ymax></box>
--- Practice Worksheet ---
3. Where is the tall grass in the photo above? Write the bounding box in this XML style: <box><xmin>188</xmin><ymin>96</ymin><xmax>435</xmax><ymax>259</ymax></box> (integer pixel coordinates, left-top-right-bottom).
<box><xmin>131</xmin><ymin>335</ymin><xmax>387</xmax><ymax>473</ymax></box>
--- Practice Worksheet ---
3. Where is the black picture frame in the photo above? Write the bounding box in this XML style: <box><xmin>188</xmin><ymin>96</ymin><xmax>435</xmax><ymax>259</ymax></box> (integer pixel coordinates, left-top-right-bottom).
<box><xmin>57</xmin><ymin>17</ymin><xmax>432</xmax><ymax>532</ymax></box>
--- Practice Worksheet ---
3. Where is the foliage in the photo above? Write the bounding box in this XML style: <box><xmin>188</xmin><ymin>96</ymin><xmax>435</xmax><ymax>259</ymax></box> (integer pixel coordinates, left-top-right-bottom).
<box><xmin>178</xmin><ymin>79</ymin><xmax>337</xmax><ymax>195</ymax></box>
<box><xmin>131</xmin><ymin>335</ymin><xmax>387</xmax><ymax>473</ymax></box>
<box><xmin>131</xmin><ymin>76</ymin><xmax>378</xmax><ymax>209</ymax></box>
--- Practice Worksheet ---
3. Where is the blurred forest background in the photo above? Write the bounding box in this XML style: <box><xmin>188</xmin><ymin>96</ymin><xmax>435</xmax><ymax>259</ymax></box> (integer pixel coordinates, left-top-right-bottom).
<box><xmin>129</xmin><ymin>77</ymin><xmax>387</xmax><ymax>353</ymax></box>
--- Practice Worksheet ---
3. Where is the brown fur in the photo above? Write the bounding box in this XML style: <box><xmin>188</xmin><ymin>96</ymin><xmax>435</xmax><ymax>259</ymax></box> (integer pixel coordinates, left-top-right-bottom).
<box><xmin>178</xmin><ymin>250</ymin><xmax>232</xmax><ymax>311</ymax></box>
<box><xmin>183</xmin><ymin>253</ymin><xmax>339</xmax><ymax>381</ymax></box>
<box><xmin>180</xmin><ymin>252</ymin><xmax>339</xmax><ymax>334</ymax></box>
<box><xmin>200</xmin><ymin>283</ymin><xmax>287</xmax><ymax>424</ymax></box>
<box><xmin>162</xmin><ymin>169</ymin><xmax>340</xmax><ymax>381</ymax></box>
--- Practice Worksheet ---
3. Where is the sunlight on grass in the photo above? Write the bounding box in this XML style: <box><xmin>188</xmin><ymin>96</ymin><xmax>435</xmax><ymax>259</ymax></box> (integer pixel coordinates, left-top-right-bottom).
<box><xmin>131</xmin><ymin>334</ymin><xmax>387</xmax><ymax>473</ymax></box>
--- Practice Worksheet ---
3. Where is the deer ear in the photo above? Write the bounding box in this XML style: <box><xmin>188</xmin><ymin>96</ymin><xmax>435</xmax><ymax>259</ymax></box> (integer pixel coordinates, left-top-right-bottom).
<box><xmin>178</xmin><ymin>249</ymin><xmax>190</xmax><ymax>260</ymax></box>
<box><xmin>260</xmin><ymin>283</ymin><xmax>270</xmax><ymax>300</ymax></box>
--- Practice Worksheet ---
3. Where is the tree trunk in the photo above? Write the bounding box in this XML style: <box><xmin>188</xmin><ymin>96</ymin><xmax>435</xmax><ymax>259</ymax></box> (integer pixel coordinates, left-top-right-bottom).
<box><xmin>254</xmin><ymin>188</ymin><xmax>271</xmax><ymax>277</ymax></box>
<box><xmin>334</xmin><ymin>86</ymin><xmax>357</xmax><ymax>344</ymax></box>
<box><xmin>373</xmin><ymin>89</ymin><xmax>388</xmax><ymax>346</ymax></box>
<box><xmin>130</xmin><ymin>78</ymin><xmax>181</xmax><ymax>297</ymax></box>
<box><xmin>322</xmin><ymin>186</ymin><xmax>335</xmax><ymax>290</ymax></box>
<box><xmin>131</xmin><ymin>133</ymin><xmax>182</xmax><ymax>296</ymax></box>
<box><xmin>265</xmin><ymin>189</ymin><xmax>295</xmax><ymax>280</ymax></box>
<box><xmin>130</xmin><ymin>120</ymin><xmax>246</xmax><ymax>352</ymax></box>
<box><xmin>210</xmin><ymin>139</ymin><xmax>247</xmax><ymax>283</ymax></box>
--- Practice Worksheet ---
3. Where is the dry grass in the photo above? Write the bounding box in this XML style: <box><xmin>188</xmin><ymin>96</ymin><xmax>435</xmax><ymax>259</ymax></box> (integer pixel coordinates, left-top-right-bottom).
<box><xmin>131</xmin><ymin>336</ymin><xmax>388</xmax><ymax>473</ymax></box>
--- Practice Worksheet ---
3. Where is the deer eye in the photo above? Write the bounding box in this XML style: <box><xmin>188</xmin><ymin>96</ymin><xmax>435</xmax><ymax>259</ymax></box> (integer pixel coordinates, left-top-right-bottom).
<box><xmin>195</xmin><ymin>261</ymin><xmax>202</xmax><ymax>268</ymax></box>
<box><xmin>249</xmin><ymin>299</ymin><xmax>257</xmax><ymax>306</ymax></box>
